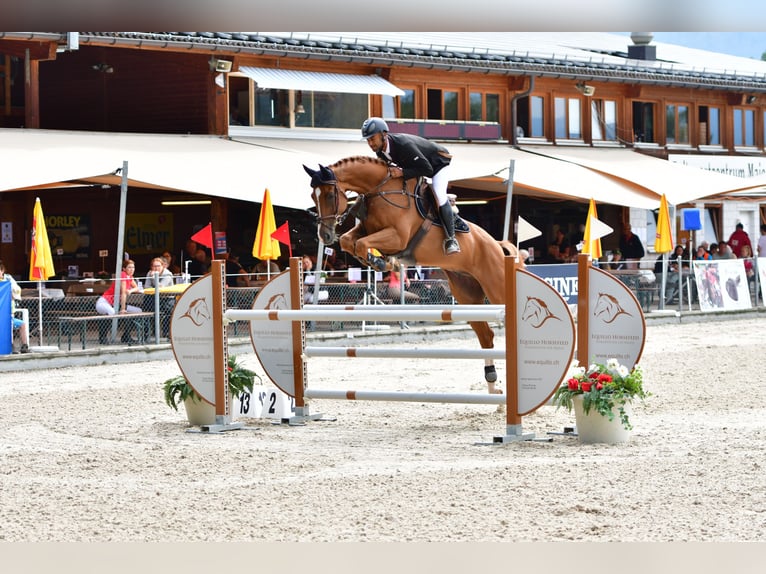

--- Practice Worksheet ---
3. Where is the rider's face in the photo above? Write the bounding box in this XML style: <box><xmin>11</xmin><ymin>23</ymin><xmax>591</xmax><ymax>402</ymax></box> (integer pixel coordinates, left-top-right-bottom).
<box><xmin>366</xmin><ymin>133</ymin><xmax>385</xmax><ymax>154</ymax></box>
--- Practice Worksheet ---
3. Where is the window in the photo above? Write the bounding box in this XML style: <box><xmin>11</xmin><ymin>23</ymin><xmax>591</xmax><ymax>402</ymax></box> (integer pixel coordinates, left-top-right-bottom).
<box><xmin>733</xmin><ymin>108</ymin><xmax>756</xmax><ymax>147</ymax></box>
<box><xmin>427</xmin><ymin>89</ymin><xmax>458</xmax><ymax>120</ymax></box>
<box><xmin>399</xmin><ymin>89</ymin><xmax>415</xmax><ymax>119</ymax></box>
<box><xmin>632</xmin><ymin>101</ymin><xmax>655</xmax><ymax>143</ymax></box>
<box><xmin>591</xmin><ymin>99</ymin><xmax>616</xmax><ymax>141</ymax></box>
<box><xmin>698</xmin><ymin>106</ymin><xmax>720</xmax><ymax>145</ymax></box>
<box><xmin>666</xmin><ymin>104</ymin><xmax>690</xmax><ymax>144</ymax></box>
<box><xmin>470</xmin><ymin>92</ymin><xmax>500</xmax><ymax>122</ymax></box>
<box><xmin>251</xmin><ymin>88</ymin><xmax>367</xmax><ymax>129</ymax></box>
<box><xmin>515</xmin><ymin>95</ymin><xmax>545</xmax><ymax>138</ymax></box>
<box><xmin>554</xmin><ymin>97</ymin><xmax>582</xmax><ymax>140</ymax></box>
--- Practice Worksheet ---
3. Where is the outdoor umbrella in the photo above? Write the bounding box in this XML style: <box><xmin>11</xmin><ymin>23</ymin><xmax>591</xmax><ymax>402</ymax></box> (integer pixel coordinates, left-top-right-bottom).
<box><xmin>28</xmin><ymin>197</ymin><xmax>56</xmax><ymax>347</ymax></box>
<box><xmin>252</xmin><ymin>188</ymin><xmax>281</xmax><ymax>279</ymax></box>
<box><xmin>654</xmin><ymin>193</ymin><xmax>674</xmax><ymax>308</ymax></box>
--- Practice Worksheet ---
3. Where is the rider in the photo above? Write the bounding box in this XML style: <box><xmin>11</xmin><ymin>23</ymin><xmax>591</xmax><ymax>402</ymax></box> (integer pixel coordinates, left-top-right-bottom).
<box><xmin>361</xmin><ymin>117</ymin><xmax>460</xmax><ymax>255</ymax></box>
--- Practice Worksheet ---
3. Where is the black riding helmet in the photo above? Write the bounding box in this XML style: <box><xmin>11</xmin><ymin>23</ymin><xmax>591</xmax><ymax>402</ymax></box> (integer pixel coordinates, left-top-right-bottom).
<box><xmin>361</xmin><ymin>117</ymin><xmax>389</xmax><ymax>139</ymax></box>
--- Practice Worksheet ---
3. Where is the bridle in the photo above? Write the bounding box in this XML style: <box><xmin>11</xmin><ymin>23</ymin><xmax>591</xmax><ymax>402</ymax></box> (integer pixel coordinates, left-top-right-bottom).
<box><xmin>313</xmin><ymin>165</ymin><xmax>414</xmax><ymax>231</ymax></box>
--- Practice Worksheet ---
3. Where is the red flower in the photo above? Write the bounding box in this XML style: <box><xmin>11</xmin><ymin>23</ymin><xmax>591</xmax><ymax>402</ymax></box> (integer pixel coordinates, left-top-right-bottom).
<box><xmin>597</xmin><ymin>373</ymin><xmax>612</xmax><ymax>383</ymax></box>
<box><xmin>580</xmin><ymin>381</ymin><xmax>592</xmax><ymax>392</ymax></box>
<box><xmin>227</xmin><ymin>366</ymin><xmax>233</xmax><ymax>372</ymax></box>
<box><xmin>596</xmin><ymin>382</ymin><xmax>603</xmax><ymax>391</ymax></box>
<box><xmin>567</xmin><ymin>378</ymin><xmax>579</xmax><ymax>390</ymax></box>
<box><xmin>589</xmin><ymin>372</ymin><xmax>599</xmax><ymax>380</ymax></box>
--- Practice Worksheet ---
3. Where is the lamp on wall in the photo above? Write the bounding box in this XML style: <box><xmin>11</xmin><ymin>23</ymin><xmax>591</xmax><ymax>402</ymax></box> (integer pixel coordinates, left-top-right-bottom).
<box><xmin>91</xmin><ymin>63</ymin><xmax>114</xmax><ymax>73</ymax></box>
<box><xmin>295</xmin><ymin>91</ymin><xmax>305</xmax><ymax>114</ymax></box>
<box><xmin>746</xmin><ymin>95</ymin><xmax>757</xmax><ymax>104</ymax></box>
<box><xmin>575</xmin><ymin>82</ymin><xmax>595</xmax><ymax>97</ymax></box>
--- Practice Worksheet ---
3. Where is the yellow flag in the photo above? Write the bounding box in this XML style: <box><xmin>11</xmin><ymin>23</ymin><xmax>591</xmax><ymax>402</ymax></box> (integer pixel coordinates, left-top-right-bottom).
<box><xmin>252</xmin><ymin>188</ymin><xmax>281</xmax><ymax>260</ymax></box>
<box><xmin>581</xmin><ymin>198</ymin><xmax>603</xmax><ymax>259</ymax></box>
<box><xmin>654</xmin><ymin>194</ymin><xmax>673</xmax><ymax>254</ymax></box>
<box><xmin>29</xmin><ymin>197</ymin><xmax>56</xmax><ymax>281</ymax></box>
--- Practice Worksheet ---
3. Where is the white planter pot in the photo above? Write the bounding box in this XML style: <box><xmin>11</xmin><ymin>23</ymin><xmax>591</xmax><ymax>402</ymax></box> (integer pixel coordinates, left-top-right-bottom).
<box><xmin>572</xmin><ymin>395</ymin><xmax>632</xmax><ymax>444</ymax></box>
<box><xmin>183</xmin><ymin>396</ymin><xmax>234</xmax><ymax>426</ymax></box>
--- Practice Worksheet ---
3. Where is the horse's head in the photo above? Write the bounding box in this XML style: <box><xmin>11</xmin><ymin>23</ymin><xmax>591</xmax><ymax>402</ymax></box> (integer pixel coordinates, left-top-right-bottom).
<box><xmin>303</xmin><ymin>163</ymin><xmax>350</xmax><ymax>244</ymax></box>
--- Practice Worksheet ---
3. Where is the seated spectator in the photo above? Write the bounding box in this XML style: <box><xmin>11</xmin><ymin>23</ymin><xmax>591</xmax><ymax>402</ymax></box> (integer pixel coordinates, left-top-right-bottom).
<box><xmin>0</xmin><ymin>260</ymin><xmax>29</xmax><ymax>353</ymax></box>
<box><xmin>223</xmin><ymin>251</ymin><xmax>251</xmax><ymax>288</ymax></box>
<box><xmin>254</xmin><ymin>259</ymin><xmax>280</xmax><ymax>277</ymax></box>
<box><xmin>161</xmin><ymin>251</ymin><xmax>181</xmax><ymax>275</ymax></box>
<box><xmin>95</xmin><ymin>259</ymin><xmax>142</xmax><ymax>344</ymax></box>
<box><xmin>608</xmin><ymin>249</ymin><xmax>626</xmax><ymax>271</ymax></box>
<box><xmin>145</xmin><ymin>257</ymin><xmax>174</xmax><ymax>289</ymax></box>
<box><xmin>741</xmin><ymin>244</ymin><xmax>756</xmax><ymax>287</ymax></box>
<box><xmin>386</xmin><ymin>261</ymin><xmax>420</xmax><ymax>303</ymax></box>
<box><xmin>695</xmin><ymin>245</ymin><xmax>712</xmax><ymax>261</ymax></box>
<box><xmin>713</xmin><ymin>240</ymin><xmax>735</xmax><ymax>260</ymax></box>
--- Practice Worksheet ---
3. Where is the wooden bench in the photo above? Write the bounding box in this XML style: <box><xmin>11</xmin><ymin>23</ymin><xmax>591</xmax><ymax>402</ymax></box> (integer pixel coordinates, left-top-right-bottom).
<box><xmin>57</xmin><ymin>312</ymin><xmax>155</xmax><ymax>350</ymax></box>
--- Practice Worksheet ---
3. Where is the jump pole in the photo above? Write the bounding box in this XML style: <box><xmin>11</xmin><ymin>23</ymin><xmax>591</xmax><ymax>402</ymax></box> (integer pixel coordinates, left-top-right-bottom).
<box><xmin>226</xmin><ymin>255</ymin><xmax>574</xmax><ymax>443</ymax></box>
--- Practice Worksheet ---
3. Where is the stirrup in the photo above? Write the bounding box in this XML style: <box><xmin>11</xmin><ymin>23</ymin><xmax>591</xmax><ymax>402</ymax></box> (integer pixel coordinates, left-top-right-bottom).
<box><xmin>444</xmin><ymin>238</ymin><xmax>460</xmax><ymax>255</ymax></box>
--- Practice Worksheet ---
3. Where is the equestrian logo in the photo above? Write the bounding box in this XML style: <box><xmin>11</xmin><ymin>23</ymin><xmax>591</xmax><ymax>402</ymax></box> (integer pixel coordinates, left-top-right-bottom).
<box><xmin>521</xmin><ymin>296</ymin><xmax>561</xmax><ymax>328</ymax></box>
<box><xmin>266</xmin><ymin>293</ymin><xmax>288</xmax><ymax>310</ymax></box>
<box><xmin>593</xmin><ymin>292</ymin><xmax>631</xmax><ymax>324</ymax></box>
<box><xmin>180</xmin><ymin>297</ymin><xmax>211</xmax><ymax>326</ymax></box>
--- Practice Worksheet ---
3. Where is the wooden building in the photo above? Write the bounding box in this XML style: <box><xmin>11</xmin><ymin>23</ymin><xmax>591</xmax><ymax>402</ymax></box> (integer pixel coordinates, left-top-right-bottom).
<box><xmin>1</xmin><ymin>32</ymin><xmax>765</xmax><ymax>278</ymax></box>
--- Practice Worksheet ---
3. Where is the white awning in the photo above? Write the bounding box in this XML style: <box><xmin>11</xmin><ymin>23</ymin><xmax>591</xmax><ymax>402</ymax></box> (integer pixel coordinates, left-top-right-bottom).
<box><xmin>237</xmin><ymin>66</ymin><xmax>405</xmax><ymax>97</ymax></box>
<box><xmin>0</xmin><ymin>129</ymin><xmax>320</xmax><ymax>210</ymax></box>
<box><xmin>520</xmin><ymin>146</ymin><xmax>764</xmax><ymax>205</ymax></box>
<box><xmin>240</xmin><ymin>138</ymin><xmax>661</xmax><ymax>209</ymax></box>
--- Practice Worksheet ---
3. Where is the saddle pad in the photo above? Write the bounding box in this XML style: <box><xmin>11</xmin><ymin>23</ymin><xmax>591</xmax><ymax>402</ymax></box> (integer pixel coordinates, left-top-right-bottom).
<box><xmin>414</xmin><ymin>185</ymin><xmax>470</xmax><ymax>234</ymax></box>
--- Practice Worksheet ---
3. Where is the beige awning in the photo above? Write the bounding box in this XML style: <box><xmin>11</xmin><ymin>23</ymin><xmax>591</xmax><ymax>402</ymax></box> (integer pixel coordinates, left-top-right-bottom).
<box><xmin>236</xmin><ymin>67</ymin><xmax>405</xmax><ymax>97</ymax></box>
<box><xmin>0</xmin><ymin>129</ymin><xmax>319</xmax><ymax>210</ymax></box>
<box><xmin>520</xmin><ymin>146</ymin><xmax>764</xmax><ymax>205</ymax></box>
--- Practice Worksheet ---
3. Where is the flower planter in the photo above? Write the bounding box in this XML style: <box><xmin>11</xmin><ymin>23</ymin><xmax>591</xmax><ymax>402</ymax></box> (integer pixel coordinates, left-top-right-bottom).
<box><xmin>572</xmin><ymin>395</ymin><xmax>632</xmax><ymax>444</ymax></box>
<box><xmin>183</xmin><ymin>397</ymin><xmax>234</xmax><ymax>426</ymax></box>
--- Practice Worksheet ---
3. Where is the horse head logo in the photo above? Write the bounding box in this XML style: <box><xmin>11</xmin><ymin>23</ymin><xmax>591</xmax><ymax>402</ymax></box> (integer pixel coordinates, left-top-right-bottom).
<box><xmin>180</xmin><ymin>297</ymin><xmax>211</xmax><ymax>326</ymax></box>
<box><xmin>266</xmin><ymin>293</ymin><xmax>288</xmax><ymax>310</ymax></box>
<box><xmin>521</xmin><ymin>296</ymin><xmax>560</xmax><ymax>328</ymax></box>
<box><xmin>593</xmin><ymin>292</ymin><xmax>630</xmax><ymax>323</ymax></box>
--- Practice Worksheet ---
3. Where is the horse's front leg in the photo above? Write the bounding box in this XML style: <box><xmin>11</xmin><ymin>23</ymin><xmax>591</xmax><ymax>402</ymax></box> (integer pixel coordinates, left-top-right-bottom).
<box><xmin>339</xmin><ymin>225</ymin><xmax>363</xmax><ymax>258</ymax></box>
<box><xmin>354</xmin><ymin>228</ymin><xmax>408</xmax><ymax>258</ymax></box>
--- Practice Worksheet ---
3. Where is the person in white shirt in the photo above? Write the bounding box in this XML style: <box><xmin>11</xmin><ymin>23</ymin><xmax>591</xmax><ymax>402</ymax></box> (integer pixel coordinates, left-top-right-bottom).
<box><xmin>757</xmin><ymin>224</ymin><xmax>766</xmax><ymax>259</ymax></box>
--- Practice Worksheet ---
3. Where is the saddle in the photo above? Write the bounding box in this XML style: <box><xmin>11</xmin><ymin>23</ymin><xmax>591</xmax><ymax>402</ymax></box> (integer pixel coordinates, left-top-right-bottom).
<box><xmin>414</xmin><ymin>180</ymin><xmax>470</xmax><ymax>234</ymax></box>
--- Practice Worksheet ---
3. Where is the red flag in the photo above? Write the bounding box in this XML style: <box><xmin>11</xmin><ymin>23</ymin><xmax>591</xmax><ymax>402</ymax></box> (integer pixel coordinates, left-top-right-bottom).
<box><xmin>191</xmin><ymin>223</ymin><xmax>213</xmax><ymax>249</ymax></box>
<box><xmin>271</xmin><ymin>221</ymin><xmax>292</xmax><ymax>258</ymax></box>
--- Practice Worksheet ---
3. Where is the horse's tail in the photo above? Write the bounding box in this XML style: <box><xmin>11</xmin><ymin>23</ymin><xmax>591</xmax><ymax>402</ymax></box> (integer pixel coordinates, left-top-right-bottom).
<box><xmin>497</xmin><ymin>240</ymin><xmax>525</xmax><ymax>269</ymax></box>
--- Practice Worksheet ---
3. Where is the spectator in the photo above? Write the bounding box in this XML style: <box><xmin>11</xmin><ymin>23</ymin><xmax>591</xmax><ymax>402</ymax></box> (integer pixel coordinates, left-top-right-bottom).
<box><xmin>386</xmin><ymin>261</ymin><xmax>420</xmax><ymax>303</ymax></box>
<box><xmin>188</xmin><ymin>248</ymin><xmax>208</xmax><ymax>279</ymax></box>
<box><xmin>662</xmin><ymin>245</ymin><xmax>690</xmax><ymax>304</ymax></box>
<box><xmin>161</xmin><ymin>251</ymin><xmax>181</xmax><ymax>275</ymax></box>
<box><xmin>741</xmin><ymin>244</ymin><xmax>755</xmax><ymax>282</ymax></box>
<box><xmin>547</xmin><ymin>227</ymin><xmax>570</xmax><ymax>263</ymax></box>
<box><xmin>714</xmin><ymin>240</ymin><xmax>735</xmax><ymax>260</ymax></box>
<box><xmin>608</xmin><ymin>249</ymin><xmax>626</xmax><ymax>270</ymax></box>
<box><xmin>223</xmin><ymin>251</ymin><xmax>251</xmax><ymax>288</ymax></box>
<box><xmin>182</xmin><ymin>240</ymin><xmax>198</xmax><ymax>273</ymax></box>
<box><xmin>727</xmin><ymin>223</ymin><xmax>752</xmax><ymax>258</ymax></box>
<box><xmin>254</xmin><ymin>259</ymin><xmax>280</xmax><ymax>277</ymax></box>
<box><xmin>757</xmin><ymin>224</ymin><xmax>766</xmax><ymax>259</ymax></box>
<box><xmin>96</xmin><ymin>259</ymin><xmax>142</xmax><ymax>344</ymax></box>
<box><xmin>695</xmin><ymin>245</ymin><xmax>712</xmax><ymax>261</ymax></box>
<box><xmin>145</xmin><ymin>257</ymin><xmax>174</xmax><ymax>289</ymax></box>
<box><xmin>0</xmin><ymin>260</ymin><xmax>29</xmax><ymax>353</ymax></box>
<box><xmin>708</xmin><ymin>243</ymin><xmax>719</xmax><ymax>258</ymax></box>
<box><xmin>619</xmin><ymin>222</ymin><xmax>645</xmax><ymax>269</ymax></box>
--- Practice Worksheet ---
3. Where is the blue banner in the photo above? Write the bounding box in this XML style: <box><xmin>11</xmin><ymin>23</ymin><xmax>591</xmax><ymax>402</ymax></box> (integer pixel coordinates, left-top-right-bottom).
<box><xmin>526</xmin><ymin>263</ymin><xmax>578</xmax><ymax>305</ymax></box>
<box><xmin>0</xmin><ymin>281</ymin><xmax>11</xmax><ymax>355</ymax></box>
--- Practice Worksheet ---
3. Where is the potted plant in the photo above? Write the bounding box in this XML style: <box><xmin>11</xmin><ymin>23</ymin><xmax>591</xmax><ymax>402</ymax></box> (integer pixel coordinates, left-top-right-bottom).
<box><xmin>552</xmin><ymin>358</ymin><xmax>650</xmax><ymax>444</ymax></box>
<box><xmin>163</xmin><ymin>354</ymin><xmax>261</xmax><ymax>425</ymax></box>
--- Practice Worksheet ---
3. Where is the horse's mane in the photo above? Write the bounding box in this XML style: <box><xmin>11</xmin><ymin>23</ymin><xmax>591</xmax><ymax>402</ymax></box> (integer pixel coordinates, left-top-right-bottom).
<box><xmin>329</xmin><ymin>155</ymin><xmax>388</xmax><ymax>170</ymax></box>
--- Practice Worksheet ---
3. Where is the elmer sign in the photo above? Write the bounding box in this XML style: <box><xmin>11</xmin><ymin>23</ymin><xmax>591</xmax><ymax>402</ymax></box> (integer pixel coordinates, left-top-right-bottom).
<box><xmin>124</xmin><ymin>213</ymin><xmax>174</xmax><ymax>254</ymax></box>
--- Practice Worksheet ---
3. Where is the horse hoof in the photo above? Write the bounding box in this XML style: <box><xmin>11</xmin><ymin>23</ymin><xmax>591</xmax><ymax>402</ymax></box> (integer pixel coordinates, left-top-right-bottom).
<box><xmin>484</xmin><ymin>365</ymin><xmax>497</xmax><ymax>383</ymax></box>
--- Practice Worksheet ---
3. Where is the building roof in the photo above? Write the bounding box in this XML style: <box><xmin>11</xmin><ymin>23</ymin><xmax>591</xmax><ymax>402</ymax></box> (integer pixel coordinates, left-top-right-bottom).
<box><xmin>12</xmin><ymin>31</ymin><xmax>764</xmax><ymax>92</ymax></box>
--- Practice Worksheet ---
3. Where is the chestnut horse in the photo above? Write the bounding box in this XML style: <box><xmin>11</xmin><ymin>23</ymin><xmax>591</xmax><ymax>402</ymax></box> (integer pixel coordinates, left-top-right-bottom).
<box><xmin>303</xmin><ymin>156</ymin><xmax>522</xmax><ymax>391</ymax></box>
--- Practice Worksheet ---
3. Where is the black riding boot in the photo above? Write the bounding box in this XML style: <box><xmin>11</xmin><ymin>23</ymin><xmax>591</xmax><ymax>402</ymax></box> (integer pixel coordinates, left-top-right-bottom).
<box><xmin>438</xmin><ymin>202</ymin><xmax>460</xmax><ymax>255</ymax></box>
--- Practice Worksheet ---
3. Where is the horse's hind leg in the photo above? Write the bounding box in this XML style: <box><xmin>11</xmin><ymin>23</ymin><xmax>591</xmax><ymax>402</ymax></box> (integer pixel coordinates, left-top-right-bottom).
<box><xmin>445</xmin><ymin>271</ymin><xmax>501</xmax><ymax>393</ymax></box>
<box><xmin>467</xmin><ymin>320</ymin><xmax>502</xmax><ymax>393</ymax></box>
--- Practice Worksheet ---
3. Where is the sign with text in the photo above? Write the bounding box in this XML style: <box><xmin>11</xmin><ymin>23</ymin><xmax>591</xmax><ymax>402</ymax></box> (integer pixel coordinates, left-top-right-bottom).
<box><xmin>249</xmin><ymin>270</ymin><xmax>300</xmax><ymax>397</ymax></box>
<box><xmin>587</xmin><ymin>267</ymin><xmax>645</xmax><ymax>369</ymax></box>
<box><xmin>525</xmin><ymin>263</ymin><xmax>578</xmax><ymax>305</ymax></box>
<box><xmin>124</xmin><ymin>213</ymin><xmax>174</xmax><ymax>255</ymax></box>
<box><xmin>515</xmin><ymin>269</ymin><xmax>576</xmax><ymax>415</ymax></box>
<box><xmin>45</xmin><ymin>214</ymin><xmax>90</xmax><ymax>258</ymax></box>
<box><xmin>169</xmin><ymin>273</ymin><xmax>216</xmax><ymax>404</ymax></box>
